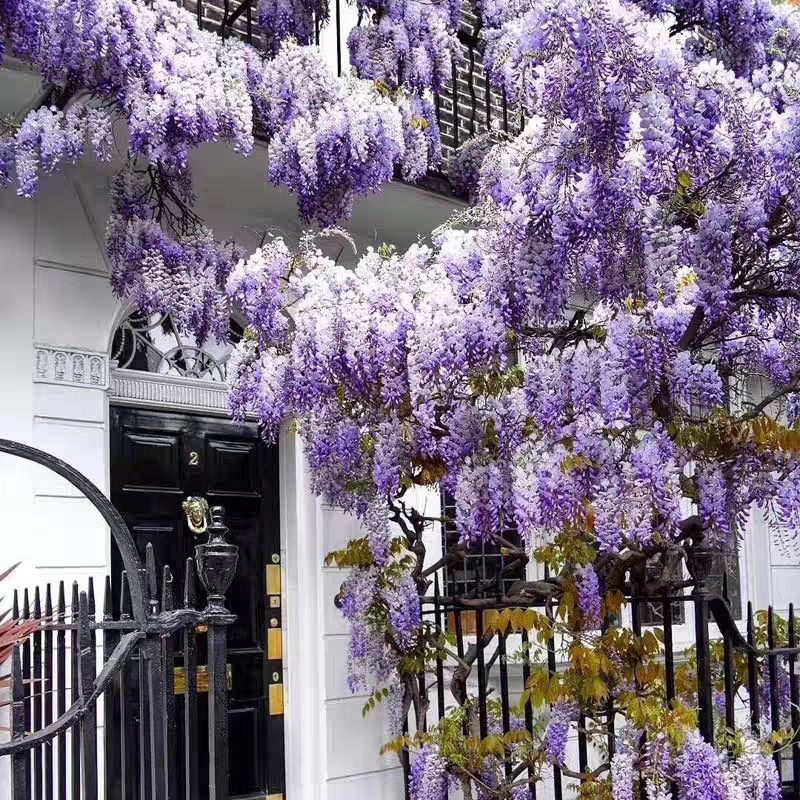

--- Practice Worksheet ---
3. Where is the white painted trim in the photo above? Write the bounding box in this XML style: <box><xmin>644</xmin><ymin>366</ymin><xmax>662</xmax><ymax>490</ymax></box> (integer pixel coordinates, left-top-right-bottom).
<box><xmin>281</xmin><ymin>429</ymin><xmax>329</xmax><ymax>800</ymax></box>
<box><xmin>35</xmin><ymin>258</ymin><xmax>108</xmax><ymax>279</ymax></box>
<box><xmin>108</xmin><ymin>368</ymin><xmax>231</xmax><ymax>416</ymax></box>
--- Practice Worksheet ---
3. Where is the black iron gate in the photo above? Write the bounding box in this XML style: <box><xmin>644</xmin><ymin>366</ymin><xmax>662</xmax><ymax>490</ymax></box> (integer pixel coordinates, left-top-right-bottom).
<box><xmin>0</xmin><ymin>439</ymin><xmax>240</xmax><ymax>800</ymax></box>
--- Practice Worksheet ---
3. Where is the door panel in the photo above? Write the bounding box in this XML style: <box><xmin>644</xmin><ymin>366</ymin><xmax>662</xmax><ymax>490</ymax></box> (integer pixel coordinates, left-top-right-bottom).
<box><xmin>121</xmin><ymin>430</ymin><xmax>183</xmax><ymax>492</ymax></box>
<box><xmin>110</xmin><ymin>405</ymin><xmax>284</xmax><ymax>800</ymax></box>
<box><xmin>206</xmin><ymin>438</ymin><xmax>260</xmax><ymax>496</ymax></box>
<box><xmin>225</xmin><ymin>515</ymin><xmax>264</xmax><ymax>649</ymax></box>
<box><xmin>229</xmin><ymin>705</ymin><xmax>262</xmax><ymax>797</ymax></box>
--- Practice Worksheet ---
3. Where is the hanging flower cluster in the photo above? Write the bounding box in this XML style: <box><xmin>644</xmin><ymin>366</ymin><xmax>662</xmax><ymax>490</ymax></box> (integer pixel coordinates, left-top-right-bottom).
<box><xmin>0</xmin><ymin>0</ymin><xmax>443</xmax><ymax>226</ymax></box>
<box><xmin>542</xmin><ymin>700</ymin><xmax>576</xmax><ymax>765</ymax></box>
<box><xmin>609</xmin><ymin>729</ymin><xmax>782</xmax><ymax>800</ymax></box>
<box><xmin>260</xmin><ymin>47</ymin><xmax>435</xmax><ymax>223</ymax></box>
<box><xmin>107</xmin><ymin>167</ymin><xmax>246</xmax><ymax>344</ymax></box>
<box><xmin>672</xmin><ymin>733</ymin><xmax>781</xmax><ymax>800</ymax></box>
<box><xmin>347</xmin><ymin>0</ymin><xmax>459</xmax><ymax>94</ymax></box>
<box><xmin>574</xmin><ymin>564</ymin><xmax>601</xmax><ymax>629</ymax></box>
<box><xmin>448</xmin><ymin>132</ymin><xmax>500</xmax><ymax>201</ymax></box>
<box><xmin>0</xmin><ymin>101</ymin><xmax>113</xmax><ymax>197</ymax></box>
<box><xmin>330</xmin><ymin>523</ymin><xmax>422</xmax><ymax>705</ymax></box>
<box><xmin>0</xmin><ymin>0</ymin><xmax>260</xmax><ymax>170</ymax></box>
<box><xmin>256</xmin><ymin>0</ymin><xmax>328</xmax><ymax>55</ymax></box>
<box><xmin>408</xmin><ymin>744</ymin><xmax>448</xmax><ymax>800</ymax></box>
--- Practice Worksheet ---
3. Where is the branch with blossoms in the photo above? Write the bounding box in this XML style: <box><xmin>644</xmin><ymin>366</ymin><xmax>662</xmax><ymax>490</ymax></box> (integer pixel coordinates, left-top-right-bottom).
<box><xmin>0</xmin><ymin>0</ymin><xmax>451</xmax><ymax>343</ymax></box>
<box><xmin>0</xmin><ymin>0</ymin><xmax>451</xmax><ymax>215</ymax></box>
<box><xmin>214</xmin><ymin>1</ymin><xmax>800</xmax><ymax>797</ymax></box>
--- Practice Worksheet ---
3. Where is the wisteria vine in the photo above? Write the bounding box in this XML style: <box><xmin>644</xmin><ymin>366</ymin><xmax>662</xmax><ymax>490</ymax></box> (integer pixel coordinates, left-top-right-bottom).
<box><xmin>4</xmin><ymin>0</ymin><xmax>800</xmax><ymax>796</ymax></box>
<box><xmin>0</xmin><ymin>0</ymin><xmax>451</xmax><ymax>337</ymax></box>
<box><xmin>221</xmin><ymin>0</ymin><xmax>800</xmax><ymax>796</ymax></box>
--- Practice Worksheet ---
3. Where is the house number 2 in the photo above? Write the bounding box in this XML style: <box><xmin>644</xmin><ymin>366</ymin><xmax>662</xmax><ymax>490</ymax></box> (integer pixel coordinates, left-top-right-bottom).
<box><xmin>189</xmin><ymin>451</ymin><xmax>200</xmax><ymax>466</ymax></box>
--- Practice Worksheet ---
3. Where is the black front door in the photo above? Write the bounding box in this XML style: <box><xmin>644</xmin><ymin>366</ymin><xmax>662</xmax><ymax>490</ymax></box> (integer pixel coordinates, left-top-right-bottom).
<box><xmin>110</xmin><ymin>405</ymin><xmax>284</xmax><ymax>799</ymax></box>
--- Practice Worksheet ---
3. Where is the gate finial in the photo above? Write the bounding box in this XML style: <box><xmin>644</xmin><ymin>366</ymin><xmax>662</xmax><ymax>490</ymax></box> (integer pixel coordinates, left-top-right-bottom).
<box><xmin>195</xmin><ymin>506</ymin><xmax>238</xmax><ymax>615</ymax></box>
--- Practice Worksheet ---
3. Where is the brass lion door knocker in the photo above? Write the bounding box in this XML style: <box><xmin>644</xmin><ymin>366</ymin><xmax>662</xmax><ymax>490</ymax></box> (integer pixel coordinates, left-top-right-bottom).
<box><xmin>182</xmin><ymin>496</ymin><xmax>210</xmax><ymax>536</ymax></box>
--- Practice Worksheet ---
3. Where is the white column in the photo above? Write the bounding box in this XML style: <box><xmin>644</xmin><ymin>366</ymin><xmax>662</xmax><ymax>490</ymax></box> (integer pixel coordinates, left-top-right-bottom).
<box><xmin>281</xmin><ymin>429</ymin><xmax>329</xmax><ymax>799</ymax></box>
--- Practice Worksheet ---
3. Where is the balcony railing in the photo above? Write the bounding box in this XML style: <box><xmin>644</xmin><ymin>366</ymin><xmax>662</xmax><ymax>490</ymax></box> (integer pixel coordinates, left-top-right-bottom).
<box><xmin>177</xmin><ymin>0</ymin><xmax>522</xmax><ymax>198</ymax></box>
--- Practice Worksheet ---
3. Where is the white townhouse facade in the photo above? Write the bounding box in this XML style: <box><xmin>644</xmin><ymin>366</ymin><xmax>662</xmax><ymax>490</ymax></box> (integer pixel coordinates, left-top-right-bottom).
<box><xmin>0</xmin><ymin>5</ymin><xmax>798</xmax><ymax>799</ymax></box>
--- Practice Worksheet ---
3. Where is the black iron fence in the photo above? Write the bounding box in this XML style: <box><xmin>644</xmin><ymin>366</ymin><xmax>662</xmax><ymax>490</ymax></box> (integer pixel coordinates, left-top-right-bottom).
<box><xmin>409</xmin><ymin>537</ymin><xmax>800</xmax><ymax>798</ymax></box>
<box><xmin>0</xmin><ymin>439</ymin><xmax>238</xmax><ymax>800</ymax></box>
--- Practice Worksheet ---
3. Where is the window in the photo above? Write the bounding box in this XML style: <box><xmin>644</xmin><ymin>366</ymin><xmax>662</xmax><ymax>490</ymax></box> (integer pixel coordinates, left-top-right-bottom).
<box><xmin>440</xmin><ymin>490</ymin><xmax>526</xmax><ymax>599</ymax></box>
<box><xmin>639</xmin><ymin>545</ymin><xmax>742</xmax><ymax>626</ymax></box>
<box><xmin>111</xmin><ymin>310</ymin><xmax>243</xmax><ymax>382</ymax></box>
<box><xmin>708</xmin><ymin>546</ymin><xmax>743</xmax><ymax>621</ymax></box>
<box><xmin>640</xmin><ymin>596</ymin><xmax>687</xmax><ymax>627</ymax></box>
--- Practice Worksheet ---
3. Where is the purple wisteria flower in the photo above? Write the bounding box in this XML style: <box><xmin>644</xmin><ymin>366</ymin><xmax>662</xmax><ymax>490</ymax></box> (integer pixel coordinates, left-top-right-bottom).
<box><xmin>256</xmin><ymin>0</ymin><xmax>327</xmax><ymax>54</ymax></box>
<box><xmin>10</xmin><ymin>103</ymin><xmax>111</xmax><ymax>197</ymax></box>
<box><xmin>0</xmin><ymin>0</ymin><xmax>441</xmax><ymax>225</ymax></box>
<box><xmin>106</xmin><ymin>168</ymin><xmax>244</xmax><ymax>344</ymax></box>
<box><xmin>449</xmin><ymin>133</ymin><xmax>499</xmax><ymax>201</ymax></box>
<box><xmin>575</xmin><ymin>565</ymin><xmax>601</xmax><ymax>629</ymax></box>
<box><xmin>611</xmin><ymin>748</ymin><xmax>635</xmax><ymax>800</ymax></box>
<box><xmin>382</xmin><ymin>574</ymin><xmax>421</xmax><ymax>652</ymax></box>
<box><xmin>543</xmin><ymin>701</ymin><xmax>576</xmax><ymax>765</ymax></box>
<box><xmin>759</xmin><ymin>659</ymin><xmax>793</xmax><ymax>731</ymax></box>
<box><xmin>226</xmin><ymin>240</ymin><xmax>292</xmax><ymax>347</ymax></box>
<box><xmin>674</xmin><ymin>732</ymin><xmax>728</xmax><ymax>800</ymax></box>
<box><xmin>261</xmin><ymin>43</ymin><xmax>413</xmax><ymax>224</ymax></box>
<box><xmin>347</xmin><ymin>0</ymin><xmax>458</xmax><ymax>93</ymax></box>
<box><xmin>408</xmin><ymin>745</ymin><xmax>448</xmax><ymax>800</ymax></box>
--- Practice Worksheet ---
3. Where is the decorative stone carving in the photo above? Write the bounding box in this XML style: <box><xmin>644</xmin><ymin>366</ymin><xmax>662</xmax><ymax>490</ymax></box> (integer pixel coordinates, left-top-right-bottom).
<box><xmin>72</xmin><ymin>354</ymin><xmax>85</xmax><ymax>383</ymax></box>
<box><xmin>90</xmin><ymin>356</ymin><xmax>103</xmax><ymax>385</ymax></box>
<box><xmin>33</xmin><ymin>346</ymin><xmax>108</xmax><ymax>388</ymax></box>
<box><xmin>54</xmin><ymin>352</ymin><xmax>66</xmax><ymax>381</ymax></box>
<box><xmin>35</xmin><ymin>349</ymin><xmax>49</xmax><ymax>378</ymax></box>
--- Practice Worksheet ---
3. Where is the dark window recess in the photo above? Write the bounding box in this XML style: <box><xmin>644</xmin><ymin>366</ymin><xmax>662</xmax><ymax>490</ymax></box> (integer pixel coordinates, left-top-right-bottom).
<box><xmin>440</xmin><ymin>490</ymin><xmax>526</xmax><ymax>598</ymax></box>
<box><xmin>640</xmin><ymin>596</ymin><xmax>686</xmax><ymax>627</ymax></box>
<box><xmin>708</xmin><ymin>547</ymin><xmax>743</xmax><ymax>621</ymax></box>
<box><xmin>639</xmin><ymin>546</ymin><xmax>743</xmax><ymax>626</ymax></box>
<box><xmin>639</xmin><ymin>551</ymin><xmax>686</xmax><ymax>626</ymax></box>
